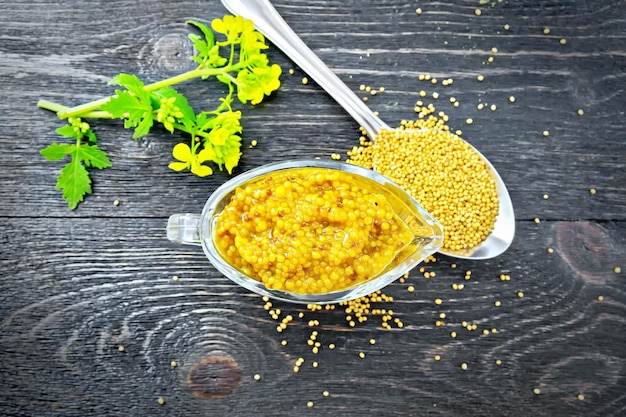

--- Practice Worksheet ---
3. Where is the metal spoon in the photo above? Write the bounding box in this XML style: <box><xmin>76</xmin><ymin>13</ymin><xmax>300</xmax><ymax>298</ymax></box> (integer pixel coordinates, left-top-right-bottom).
<box><xmin>220</xmin><ymin>0</ymin><xmax>515</xmax><ymax>259</ymax></box>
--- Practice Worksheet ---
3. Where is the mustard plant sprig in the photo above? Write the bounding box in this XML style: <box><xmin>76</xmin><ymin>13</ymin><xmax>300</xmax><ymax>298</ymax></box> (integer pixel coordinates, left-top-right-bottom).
<box><xmin>38</xmin><ymin>16</ymin><xmax>282</xmax><ymax>210</ymax></box>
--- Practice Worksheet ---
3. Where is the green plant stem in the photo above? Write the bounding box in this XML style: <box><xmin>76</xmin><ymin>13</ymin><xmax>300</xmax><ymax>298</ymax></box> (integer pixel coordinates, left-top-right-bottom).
<box><xmin>53</xmin><ymin>64</ymin><xmax>245</xmax><ymax>120</ymax></box>
<box><xmin>37</xmin><ymin>99</ymin><xmax>112</xmax><ymax>119</ymax></box>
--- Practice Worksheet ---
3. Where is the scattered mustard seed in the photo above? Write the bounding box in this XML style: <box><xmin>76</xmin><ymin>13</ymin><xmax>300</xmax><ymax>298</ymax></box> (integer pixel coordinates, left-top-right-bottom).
<box><xmin>301</xmin><ymin>77</ymin><xmax>309</xmax><ymax>85</ymax></box>
<box><xmin>435</xmin><ymin>298</ymin><xmax>443</xmax><ymax>305</ymax></box>
<box><xmin>172</xmin><ymin>275</ymin><xmax>179</xmax><ymax>282</ymax></box>
<box><xmin>543</xmin><ymin>28</ymin><xmax>551</xmax><ymax>35</ymax></box>
<box><xmin>288</xmin><ymin>68</ymin><xmax>294</xmax><ymax>75</ymax></box>
<box><xmin>577</xmin><ymin>394</ymin><xmax>585</xmax><ymax>401</ymax></box>
<box><xmin>477</xmin><ymin>75</ymin><xmax>485</xmax><ymax>82</ymax></box>
<box><xmin>542</xmin><ymin>130</ymin><xmax>550</xmax><ymax>137</ymax></box>
<box><xmin>547</xmin><ymin>247</ymin><xmax>554</xmax><ymax>254</ymax></box>
<box><xmin>560</xmin><ymin>38</ymin><xmax>567</xmax><ymax>45</ymax></box>
<box><xmin>533</xmin><ymin>388</ymin><xmax>541</xmax><ymax>395</ymax></box>
<box><xmin>250</xmin><ymin>139</ymin><xmax>258</xmax><ymax>147</ymax></box>
<box><xmin>466</xmin><ymin>118</ymin><xmax>474</xmax><ymax>125</ymax></box>
<box><xmin>461</xmin><ymin>362</ymin><xmax>468</xmax><ymax>371</ymax></box>
<box><xmin>517</xmin><ymin>291</ymin><xmax>524</xmax><ymax>298</ymax></box>
<box><xmin>450</xmin><ymin>331</ymin><xmax>457</xmax><ymax>338</ymax></box>
<box><xmin>170</xmin><ymin>360</ymin><xmax>177</xmax><ymax>368</ymax></box>
<box><xmin>118</xmin><ymin>345</ymin><xmax>125</xmax><ymax>352</ymax></box>
<box><xmin>490</xmin><ymin>104</ymin><xmax>497</xmax><ymax>111</ymax></box>
<box><xmin>494</xmin><ymin>300</ymin><xmax>501</xmax><ymax>307</ymax></box>
<box><xmin>482</xmin><ymin>329</ymin><xmax>490</xmax><ymax>335</ymax></box>
<box><xmin>491</xmin><ymin>47</ymin><xmax>498</xmax><ymax>54</ymax></box>
<box><xmin>434</xmin><ymin>355</ymin><xmax>441</xmax><ymax>361</ymax></box>
<box><xmin>508</xmin><ymin>96</ymin><xmax>516</xmax><ymax>103</ymax></box>
<box><xmin>432</xmin><ymin>92</ymin><xmax>439</xmax><ymax>99</ymax></box>
<box><xmin>597</xmin><ymin>295</ymin><xmax>604</xmax><ymax>302</ymax></box>
<box><xmin>416</xmin><ymin>8</ymin><xmax>423</xmax><ymax>15</ymax></box>
<box><xmin>323</xmin><ymin>390</ymin><xmax>330</xmax><ymax>397</ymax></box>
<box><xmin>487</xmin><ymin>56</ymin><xmax>494</xmax><ymax>63</ymax></box>
<box><xmin>577</xmin><ymin>109</ymin><xmax>584</xmax><ymax>116</ymax></box>
<box><xmin>113</xmin><ymin>199</ymin><xmax>120</xmax><ymax>206</ymax></box>
<box><xmin>543</xmin><ymin>194</ymin><xmax>549</xmax><ymax>200</ymax></box>
<box><xmin>407</xmin><ymin>285</ymin><xmax>415</xmax><ymax>293</ymax></box>
<box><xmin>307</xmin><ymin>401</ymin><xmax>314</xmax><ymax>408</ymax></box>
<box><xmin>328</xmin><ymin>343</ymin><xmax>336</xmax><ymax>349</ymax></box>
<box><xmin>359</xmin><ymin>352</ymin><xmax>366</xmax><ymax>359</ymax></box>
<box><xmin>495</xmin><ymin>359</ymin><xmax>502</xmax><ymax>365</ymax></box>
<box><xmin>615</xmin><ymin>267</ymin><xmax>622</xmax><ymax>274</ymax></box>
<box><xmin>157</xmin><ymin>397</ymin><xmax>165</xmax><ymax>405</ymax></box>
<box><xmin>254</xmin><ymin>373</ymin><xmax>261</xmax><ymax>381</ymax></box>
<box><xmin>474</xmin><ymin>9</ymin><xmax>482</xmax><ymax>16</ymax></box>
<box><xmin>589</xmin><ymin>188</ymin><xmax>597</xmax><ymax>195</ymax></box>
<box><xmin>534</xmin><ymin>218</ymin><xmax>541</xmax><ymax>224</ymax></box>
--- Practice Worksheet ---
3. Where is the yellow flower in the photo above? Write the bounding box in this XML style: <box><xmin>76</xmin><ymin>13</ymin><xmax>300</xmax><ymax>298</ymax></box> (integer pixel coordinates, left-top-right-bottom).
<box><xmin>168</xmin><ymin>142</ymin><xmax>214</xmax><ymax>177</ymax></box>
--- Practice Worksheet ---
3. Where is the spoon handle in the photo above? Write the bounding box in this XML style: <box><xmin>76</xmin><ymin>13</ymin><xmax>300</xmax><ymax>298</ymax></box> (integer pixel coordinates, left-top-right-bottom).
<box><xmin>220</xmin><ymin>0</ymin><xmax>389</xmax><ymax>139</ymax></box>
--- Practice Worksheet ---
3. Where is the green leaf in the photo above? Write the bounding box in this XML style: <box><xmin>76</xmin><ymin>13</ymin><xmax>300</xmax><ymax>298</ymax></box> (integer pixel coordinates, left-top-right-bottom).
<box><xmin>101</xmin><ymin>89</ymin><xmax>154</xmax><ymax>139</ymax></box>
<box><xmin>109</xmin><ymin>73</ymin><xmax>151</xmax><ymax>102</ymax></box>
<box><xmin>77</xmin><ymin>144</ymin><xmax>112</xmax><ymax>169</ymax></box>
<box><xmin>41</xmin><ymin>143</ymin><xmax>75</xmax><ymax>161</ymax></box>
<box><xmin>56</xmin><ymin>124</ymin><xmax>80</xmax><ymax>139</ymax></box>
<box><xmin>56</xmin><ymin>157</ymin><xmax>92</xmax><ymax>210</ymax></box>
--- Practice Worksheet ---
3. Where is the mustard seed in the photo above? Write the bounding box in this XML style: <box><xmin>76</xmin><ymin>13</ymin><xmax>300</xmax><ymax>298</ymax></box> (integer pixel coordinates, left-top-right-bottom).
<box><xmin>560</xmin><ymin>38</ymin><xmax>567</xmax><ymax>45</ymax></box>
<box><xmin>301</xmin><ymin>77</ymin><xmax>309</xmax><ymax>85</ymax></box>
<box><xmin>474</xmin><ymin>9</ymin><xmax>482</xmax><ymax>16</ymax></box>
<box><xmin>288</xmin><ymin>68</ymin><xmax>295</xmax><ymax>75</ymax></box>
<box><xmin>533</xmin><ymin>388</ymin><xmax>541</xmax><ymax>395</ymax></box>
<box><xmin>615</xmin><ymin>267</ymin><xmax>622</xmax><ymax>273</ymax></box>
<box><xmin>170</xmin><ymin>361</ymin><xmax>177</xmax><ymax>368</ymax></box>
<box><xmin>118</xmin><ymin>345</ymin><xmax>125</xmax><ymax>352</ymax></box>
<box><xmin>508</xmin><ymin>96</ymin><xmax>516</xmax><ymax>103</ymax></box>
<box><xmin>435</xmin><ymin>298</ymin><xmax>442</xmax><ymax>305</ymax></box>
<box><xmin>323</xmin><ymin>390</ymin><xmax>330</xmax><ymax>397</ymax></box>
<box><xmin>543</xmin><ymin>130</ymin><xmax>550</xmax><ymax>137</ymax></box>
<box><xmin>517</xmin><ymin>291</ymin><xmax>524</xmax><ymax>298</ymax></box>
<box><xmin>495</xmin><ymin>359</ymin><xmax>502</xmax><ymax>365</ymax></box>
<box><xmin>254</xmin><ymin>374</ymin><xmax>261</xmax><ymax>381</ymax></box>
<box><xmin>577</xmin><ymin>109</ymin><xmax>584</xmax><ymax>116</ymax></box>
<box><xmin>547</xmin><ymin>247</ymin><xmax>554</xmax><ymax>254</ymax></box>
<box><xmin>597</xmin><ymin>295</ymin><xmax>604</xmax><ymax>302</ymax></box>
<box><xmin>577</xmin><ymin>394</ymin><xmax>585</xmax><ymax>401</ymax></box>
<box><xmin>504</xmin><ymin>24</ymin><xmax>510</xmax><ymax>31</ymax></box>
<box><xmin>157</xmin><ymin>397</ymin><xmax>165</xmax><ymax>405</ymax></box>
<box><xmin>307</xmin><ymin>401</ymin><xmax>314</xmax><ymax>408</ymax></box>
<box><xmin>477</xmin><ymin>75</ymin><xmax>485</xmax><ymax>82</ymax></box>
<box><xmin>434</xmin><ymin>355</ymin><xmax>441</xmax><ymax>361</ymax></box>
<box><xmin>461</xmin><ymin>362</ymin><xmax>468</xmax><ymax>370</ymax></box>
<box><xmin>416</xmin><ymin>8</ymin><xmax>423</xmax><ymax>15</ymax></box>
<box><xmin>589</xmin><ymin>188</ymin><xmax>596</xmax><ymax>195</ymax></box>
<box><xmin>494</xmin><ymin>300</ymin><xmax>501</xmax><ymax>307</ymax></box>
<box><xmin>543</xmin><ymin>28</ymin><xmax>551</xmax><ymax>35</ymax></box>
<box><xmin>113</xmin><ymin>199</ymin><xmax>120</xmax><ymax>206</ymax></box>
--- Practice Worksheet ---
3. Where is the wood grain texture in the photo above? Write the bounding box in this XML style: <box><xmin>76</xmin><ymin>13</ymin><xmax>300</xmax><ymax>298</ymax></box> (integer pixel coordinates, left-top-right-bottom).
<box><xmin>1</xmin><ymin>0</ymin><xmax>625</xmax><ymax>416</ymax></box>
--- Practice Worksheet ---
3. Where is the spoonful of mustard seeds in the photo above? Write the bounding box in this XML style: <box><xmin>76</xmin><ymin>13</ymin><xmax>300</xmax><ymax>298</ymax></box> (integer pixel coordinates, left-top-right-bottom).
<box><xmin>220</xmin><ymin>0</ymin><xmax>515</xmax><ymax>260</ymax></box>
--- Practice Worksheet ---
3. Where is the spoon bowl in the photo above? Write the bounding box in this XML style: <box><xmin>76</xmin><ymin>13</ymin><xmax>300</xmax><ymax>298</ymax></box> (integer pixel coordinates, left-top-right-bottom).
<box><xmin>220</xmin><ymin>0</ymin><xmax>515</xmax><ymax>259</ymax></box>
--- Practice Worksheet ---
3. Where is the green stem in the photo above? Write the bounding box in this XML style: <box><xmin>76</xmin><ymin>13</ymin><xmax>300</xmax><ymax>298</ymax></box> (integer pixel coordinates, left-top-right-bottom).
<box><xmin>56</xmin><ymin>64</ymin><xmax>245</xmax><ymax>119</ymax></box>
<box><xmin>38</xmin><ymin>99</ymin><xmax>113</xmax><ymax>119</ymax></box>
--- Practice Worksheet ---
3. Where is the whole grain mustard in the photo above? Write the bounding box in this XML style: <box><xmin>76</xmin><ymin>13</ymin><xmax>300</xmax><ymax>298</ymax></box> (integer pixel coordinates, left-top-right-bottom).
<box><xmin>213</xmin><ymin>168</ymin><xmax>415</xmax><ymax>294</ymax></box>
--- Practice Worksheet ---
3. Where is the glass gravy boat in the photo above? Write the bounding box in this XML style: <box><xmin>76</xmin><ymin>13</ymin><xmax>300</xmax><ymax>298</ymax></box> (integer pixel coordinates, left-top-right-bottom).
<box><xmin>167</xmin><ymin>160</ymin><xmax>443</xmax><ymax>304</ymax></box>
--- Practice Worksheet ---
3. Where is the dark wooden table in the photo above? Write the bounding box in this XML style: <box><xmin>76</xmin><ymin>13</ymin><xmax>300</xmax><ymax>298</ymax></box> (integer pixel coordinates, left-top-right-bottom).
<box><xmin>1</xmin><ymin>0</ymin><xmax>625</xmax><ymax>416</ymax></box>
